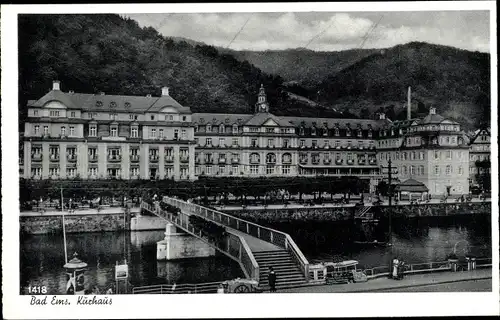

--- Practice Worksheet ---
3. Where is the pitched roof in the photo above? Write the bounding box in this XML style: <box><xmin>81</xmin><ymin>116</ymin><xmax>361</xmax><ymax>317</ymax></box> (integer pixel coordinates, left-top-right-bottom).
<box><xmin>395</xmin><ymin>178</ymin><xmax>429</xmax><ymax>193</ymax></box>
<box><xmin>192</xmin><ymin>113</ymin><xmax>253</xmax><ymax>125</ymax></box>
<box><xmin>418</xmin><ymin>113</ymin><xmax>446</xmax><ymax>125</ymax></box>
<box><xmin>28</xmin><ymin>90</ymin><xmax>191</xmax><ymax>113</ymax></box>
<box><xmin>470</xmin><ymin>127</ymin><xmax>491</xmax><ymax>143</ymax></box>
<box><xmin>279</xmin><ymin>116</ymin><xmax>385</xmax><ymax>130</ymax></box>
<box><xmin>245</xmin><ymin>113</ymin><xmax>294</xmax><ymax>127</ymax></box>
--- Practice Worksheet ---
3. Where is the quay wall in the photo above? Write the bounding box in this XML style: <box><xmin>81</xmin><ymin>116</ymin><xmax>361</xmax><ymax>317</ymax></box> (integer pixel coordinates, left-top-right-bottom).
<box><xmin>218</xmin><ymin>202</ymin><xmax>491</xmax><ymax>222</ymax></box>
<box><xmin>20</xmin><ymin>212</ymin><xmax>131</xmax><ymax>235</ymax></box>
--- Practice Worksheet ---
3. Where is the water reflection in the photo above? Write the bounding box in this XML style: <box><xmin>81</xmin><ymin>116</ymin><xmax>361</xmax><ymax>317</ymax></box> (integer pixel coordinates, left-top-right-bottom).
<box><xmin>20</xmin><ymin>215</ymin><xmax>490</xmax><ymax>294</ymax></box>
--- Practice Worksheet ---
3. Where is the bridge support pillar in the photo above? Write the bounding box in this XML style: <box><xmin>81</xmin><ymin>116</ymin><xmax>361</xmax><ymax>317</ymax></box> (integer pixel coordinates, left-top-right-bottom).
<box><xmin>157</xmin><ymin>223</ymin><xmax>215</xmax><ymax>260</ymax></box>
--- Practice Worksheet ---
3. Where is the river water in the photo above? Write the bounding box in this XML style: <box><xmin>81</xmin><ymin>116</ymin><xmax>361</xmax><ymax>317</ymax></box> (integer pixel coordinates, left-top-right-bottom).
<box><xmin>20</xmin><ymin>215</ymin><xmax>491</xmax><ymax>294</ymax></box>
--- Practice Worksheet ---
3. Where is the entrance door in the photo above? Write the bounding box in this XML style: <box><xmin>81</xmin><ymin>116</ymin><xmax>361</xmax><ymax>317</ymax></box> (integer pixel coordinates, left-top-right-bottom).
<box><xmin>149</xmin><ymin>168</ymin><xmax>157</xmax><ymax>179</ymax></box>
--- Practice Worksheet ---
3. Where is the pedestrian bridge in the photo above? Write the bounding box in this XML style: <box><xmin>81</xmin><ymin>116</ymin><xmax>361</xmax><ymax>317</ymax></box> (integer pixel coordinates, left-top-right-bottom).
<box><xmin>140</xmin><ymin>197</ymin><xmax>310</xmax><ymax>289</ymax></box>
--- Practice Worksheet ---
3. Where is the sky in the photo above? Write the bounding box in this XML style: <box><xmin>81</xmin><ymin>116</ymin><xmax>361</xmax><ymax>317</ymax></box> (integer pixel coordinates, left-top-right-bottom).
<box><xmin>124</xmin><ymin>11</ymin><xmax>490</xmax><ymax>52</ymax></box>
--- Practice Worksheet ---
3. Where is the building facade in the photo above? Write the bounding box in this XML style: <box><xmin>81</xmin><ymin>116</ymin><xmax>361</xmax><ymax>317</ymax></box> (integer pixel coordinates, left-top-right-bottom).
<box><xmin>468</xmin><ymin>127</ymin><xmax>491</xmax><ymax>187</ymax></box>
<box><xmin>21</xmin><ymin>81</ymin><xmax>480</xmax><ymax>196</ymax></box>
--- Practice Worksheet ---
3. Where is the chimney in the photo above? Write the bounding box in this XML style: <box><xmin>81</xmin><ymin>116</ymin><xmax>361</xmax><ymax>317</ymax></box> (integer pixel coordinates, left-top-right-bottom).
<box><xmin>52</xmin><ymin>80</ymin><xmax>61</xmax><ymax>91</ymax></box>
<box><xmin>429</xmin><ymin>107</ymin><xmax>436</xmax><ymax>115</ymax></box>
<box><xmin>407</xmin><ymin>86</ymin><xmax>411</xmax><ymax>120</ymax></box>
<box><xmin>162</xmin><ymin>86</ymin><xmax>170</xmax><ymax>96</ymax></box>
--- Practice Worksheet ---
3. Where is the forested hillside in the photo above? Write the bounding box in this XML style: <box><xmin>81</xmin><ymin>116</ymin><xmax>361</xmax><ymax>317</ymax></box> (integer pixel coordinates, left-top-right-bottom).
<box><xmin>223</xmin><ymin>47</ymin><xmax>378</xmax><ymax>88</ymax></box>
<box><xmin>18</xmin><ymin>15</ymin><xmax>490</xmax><ymax>130</ymax></box>
<box><xmin>18</xmin><ymin>14</ymin><xmax>343</xmax><ymax>129</ymax></box>
<box><xmin>314</xmin><ymin>42</ymin><xmax>491</xmax><ymax>127</ymax></box>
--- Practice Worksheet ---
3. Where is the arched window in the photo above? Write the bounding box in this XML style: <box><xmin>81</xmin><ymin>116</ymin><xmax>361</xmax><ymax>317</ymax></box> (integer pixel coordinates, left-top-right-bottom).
<box><xmin>250</xmin><ymin>153</ymin><xmax>260</xmax><ymax>164</ymax></box>
<box><xmin>410</xmin><ymin>165</ymin><xmax>415</xmax><ymax>176</ymax></box>
<box><xmin>402</xmin><ymin>166</ymin><xmax>407</xmax><ymax>175</ymax></box>
<box><xmin>334</xmin><ymin>128</ymin><xmax>340</xmax><ymax>136</ymax></box>
<box><xmin>219</xmin><ymin>124</ymin><xmax>225</xmax><ymax>133</ymax></box>
<box><xmin>282</xmin><ymin>153</ymin><xmax>292</xmax><ymax>164</ymax></box>
<box><xmin>266</xmin><ymin>153</ymin><xmax>276</xmax><ymax>163</ymax></box>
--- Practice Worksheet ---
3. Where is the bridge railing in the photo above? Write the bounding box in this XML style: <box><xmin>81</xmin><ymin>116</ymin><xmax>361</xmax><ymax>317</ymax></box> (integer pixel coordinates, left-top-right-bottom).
<box><xmin>140</xmin><ymin>201</ymin><xmax>259</xmax><ymax>283</ymax></box>
<box><xmin>132</xmin><ymin>281</ymin><xmax>222</xmax><ymax>294</ymax></box>
<box><xmin>163</xmin><ymin>196</ymin><xmax>310</xmax><ymax>281</ymax></box>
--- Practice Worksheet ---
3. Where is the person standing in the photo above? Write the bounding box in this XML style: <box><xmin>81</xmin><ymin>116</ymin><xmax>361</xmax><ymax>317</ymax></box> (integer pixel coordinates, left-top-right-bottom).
<box><xmin>268</xmin><ymin>267</ymin><xmax>277</xmax><ymax>293</ymax></box>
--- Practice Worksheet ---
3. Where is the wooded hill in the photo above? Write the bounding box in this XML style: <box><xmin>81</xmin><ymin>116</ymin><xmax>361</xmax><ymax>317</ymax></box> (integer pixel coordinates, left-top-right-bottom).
<box><xmin>19</xmin><ymin>14</ymin><xmax>490</xmax><ymax>130</ymax></box>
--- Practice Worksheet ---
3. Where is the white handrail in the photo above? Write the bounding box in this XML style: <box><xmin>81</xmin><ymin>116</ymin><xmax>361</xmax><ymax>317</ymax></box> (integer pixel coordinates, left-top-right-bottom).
<box><xmin>163</xmin><ymin>196</ymin><xmax>309</xmax><ymax>280</ymax></box>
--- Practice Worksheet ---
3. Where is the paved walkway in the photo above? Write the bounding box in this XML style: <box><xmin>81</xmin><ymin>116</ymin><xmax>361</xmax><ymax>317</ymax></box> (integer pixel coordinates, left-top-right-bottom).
<box><xmin>215</xmin><ymin>198</ymin><xmax>490</xmax><ymax>211</ymax></box>
<box><xmin>229</xmin><ymin>228</ymin><xmax>281</xmax><ymax>252</ymax></box>
<box><xmin>280</xmin><ymin>269</ymin><xmax>492</xmax><ymax>293</ymax></box>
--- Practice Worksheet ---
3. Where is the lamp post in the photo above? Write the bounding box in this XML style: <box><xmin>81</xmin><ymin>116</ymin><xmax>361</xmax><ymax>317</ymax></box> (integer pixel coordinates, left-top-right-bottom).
<box><xmin>381</xmin><ymin>159</ymin><xmax>397</xmax><ymax>278</ymax></box>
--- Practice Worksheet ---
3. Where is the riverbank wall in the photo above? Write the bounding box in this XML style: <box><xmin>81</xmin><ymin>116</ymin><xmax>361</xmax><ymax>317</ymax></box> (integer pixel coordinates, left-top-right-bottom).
<box><xmin>20</xmin><ymin>211</ymin><xmax>132</xmax><ymax>235</ymax></box>
<box><xmin>218</xmin><ymin>201</ymin><xmax>491</xmax><ymax>222</ymax></box>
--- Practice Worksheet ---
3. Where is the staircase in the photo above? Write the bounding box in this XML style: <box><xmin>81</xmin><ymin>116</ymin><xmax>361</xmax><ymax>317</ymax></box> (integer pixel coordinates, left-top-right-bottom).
<box><xmin>253</xmin><ymin>250</ymin><xmax>308</xmax><ymax>290</ymax></box>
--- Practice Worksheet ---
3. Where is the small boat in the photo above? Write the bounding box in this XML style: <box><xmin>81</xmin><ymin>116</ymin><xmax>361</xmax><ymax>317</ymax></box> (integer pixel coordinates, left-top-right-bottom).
<box><xmin>353</xmin><ymin>240</ymin><xmax>387</xmax><ymax>246</ymax></box>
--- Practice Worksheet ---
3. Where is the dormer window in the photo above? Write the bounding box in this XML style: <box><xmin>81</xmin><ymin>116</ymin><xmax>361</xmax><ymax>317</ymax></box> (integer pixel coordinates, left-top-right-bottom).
<box><xmin>219</xmin><ymin>124</ymin><xmax>225</xmax><ymax>133</ymax></box>
<box><xmin>124</xmin><ymin>102</ymin><xmax>131</xmax><ymax>109</ymax></box>
<box><xmin>232</xmin><ymin>125</ymin><xmax>238</xmax><ymax>134</ymax></box>
<box><xmin>346</xmin><ymin>128</ymin><xmax>351</xmax><ymax>137</ymax></box>
<box><xmin>311</xmin><ymin>127</ymin><xmax>316</xmax><ymax>136</ymax></box>
<box><xmin>334</xmin><ymin>128</ymin><xmax>340</xmax><ymax>136</ymax></box>
<box><xmin>368</xmin><ymin>130</ymin><xmax>373</xmax><ymax>138</ymax></box>
<box><xmin>96</xmin><ymin>101</ymin><xmax>103</xmax><ymax>108</ymax></box>
<box><xmin>299</xmin><ymin>127</ymin><xmax>305</xmax><ymax>136</ymax></box>
<box><xmin>110</xmin><ymin>101</ymin><xmax>117</xmax><ymax>108</ymax></box>
<box><xmin>151</xmin><ymin>115</ymin><xmax>155</xmax><ymax>121</ymax></box>
<box><xmin>207</xmin><ymin>124</ymin><xmax>212</xmax><ymax>132</ymax></box>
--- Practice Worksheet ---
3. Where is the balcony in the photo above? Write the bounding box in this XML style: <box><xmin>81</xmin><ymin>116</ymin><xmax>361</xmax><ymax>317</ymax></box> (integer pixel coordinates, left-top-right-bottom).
<box><xmin>231</xmin><ymin>158</ymin><xmax>240</xmax><ymax>164</ymax></box>
<box><xmin>66</xmin><ymin>154</ymin><xmax>77</xmax><ymax>162</ymax></box>
<box><xmin>180</xmin><ymin>156</ymin><xmax>189</xmax><ymax>163</ymax></box>
<box><xmin>218</xmin><ymin>158</ymin><xmax>226</xmax><ymax>164</ymax></box>
<box><xmin>49</xmin><ymin>154</ymin><xmax>60</xmax><ymax>162</ymax></box>
<box><xmin>130</xmin><ymin>154</ymin><xmax>140</xmax><ymax>162</ymax></box>
<box><xmin>107</xmin><ymin>154</ymin><xmax>122</xmax><ymax>162</ymax></box>
<box><xmin>165</xmin><ymin>156</ymin><xmax>174</xmax><ymax>163</ymax></box>
<box><xmin>88</xmin><ymin>154</ymin><xmax>98</xmax><ymax>162</ymax></box>
<box><xmin>31</xmin><ymin>153</ymin><xmax>43</xmax><ymax>161</ymax></box>
<box><xmin>149</xmin><ymin>154</ymin><xmax>159</xmax><ymax>162</ymax></box>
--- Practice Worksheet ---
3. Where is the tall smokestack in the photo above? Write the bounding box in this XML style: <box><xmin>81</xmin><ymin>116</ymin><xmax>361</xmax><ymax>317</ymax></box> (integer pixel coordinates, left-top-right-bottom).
<box><xmin>407</xmin><ymin>86</ymin><xmax>411</xmax><ymax>120</ymax></box>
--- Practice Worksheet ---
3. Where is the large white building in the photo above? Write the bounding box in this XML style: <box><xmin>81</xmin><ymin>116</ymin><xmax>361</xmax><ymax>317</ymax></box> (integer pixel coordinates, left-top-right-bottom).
<box><xmin>20</xmin><ymin>81</ymin><xmax>476</xmax><ymax>196</ymax></box>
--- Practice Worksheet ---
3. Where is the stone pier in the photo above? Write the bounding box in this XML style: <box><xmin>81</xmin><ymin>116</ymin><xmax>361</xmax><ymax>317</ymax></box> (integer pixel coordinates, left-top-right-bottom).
<box><xmin>156</xmin><ymin>223</ymin><xmax>215</xmax><ymax>260</ymax></box>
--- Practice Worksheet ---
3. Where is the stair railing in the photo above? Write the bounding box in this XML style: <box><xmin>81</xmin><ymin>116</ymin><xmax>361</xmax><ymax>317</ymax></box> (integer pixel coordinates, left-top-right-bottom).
<box><xmin>140</xmin><ymin>201</ymin><xmax>259</xmax><ymax>283</ymax></box>
<box><xmin>162</xmin><ymin>197</ymin><xmax>310</xmax><ymax>281</ymax></box>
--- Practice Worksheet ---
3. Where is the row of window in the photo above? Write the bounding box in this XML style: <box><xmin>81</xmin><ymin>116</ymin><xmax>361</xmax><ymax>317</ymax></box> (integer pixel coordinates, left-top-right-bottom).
<box><xmin>196</xmin><ymin>164</ymin><xmax>292</xmax><ymax>176</ymax></box>
<box><xmin>197</xmin><ymin>137</ymin><xmax>376</xmax><ymax>149</ymax></box>
<box><xmin>379</xmin><ymin>150</ymin><xmax>466</xmax><ymax>161</ymax></box>
<box><xmin>30</xmin><ymin>167</ymin><xmax>189</xmax><ymax>178</ymax></box>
